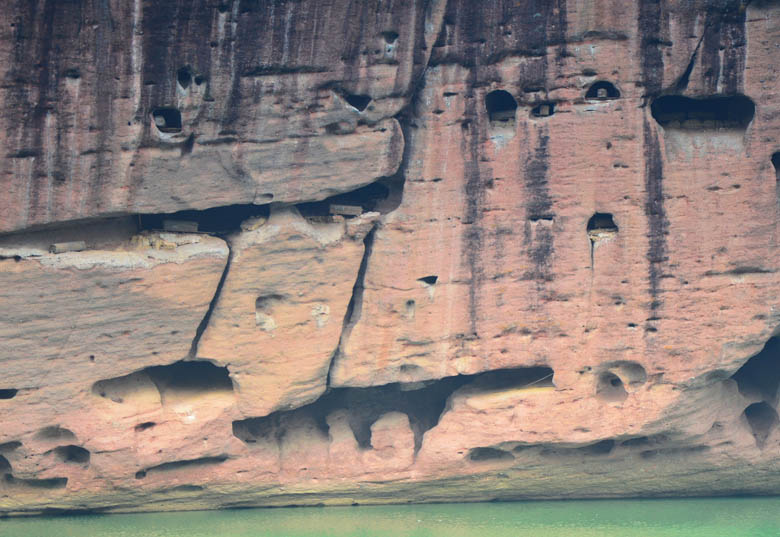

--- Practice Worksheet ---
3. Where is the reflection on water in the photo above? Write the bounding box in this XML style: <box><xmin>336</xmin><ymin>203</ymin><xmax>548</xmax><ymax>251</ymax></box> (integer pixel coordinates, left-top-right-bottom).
<box><xmin>2</xmin><ymin>497</ymin><xmax>780</xmax><ymax>537</ymax></box>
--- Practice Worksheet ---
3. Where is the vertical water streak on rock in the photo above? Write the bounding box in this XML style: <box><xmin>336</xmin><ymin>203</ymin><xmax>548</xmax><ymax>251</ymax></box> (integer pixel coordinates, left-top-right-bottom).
<box><xmin>638</xmin><ymin>0</ymin><xmax>664</xmax><ymax>98</ymax></box>
<box><xmin>638</xmin><ymin>0</ymin><xmax>667</xmax><ymax>319</ymax></box>
<box><xmin>89</xmin><ymin>0</ymin><xmax>114</xmax><ymax>212</ymax></box>
<box><xmin>643</xmin><ymin>119</ymin><xmax>667</xmax><ymax>315</ymax></box>
<box><xmin>523</xmin><ymin>129</ymin><xmax>554</xmax><ymax>283</ymax></box>
<box><xmin>459</xmin><ymin>0</ymin><xmax>489</xmax><ymax>338</ymax></box>
<box><xmin>699</xmin><ymin>2</ymin><xmax>746</xmax><ymax>95</ymax></box>
<box><xmin>26</xmin><ymin>0</ymin><xmax>55</xmax><ymax>223</ymax></box>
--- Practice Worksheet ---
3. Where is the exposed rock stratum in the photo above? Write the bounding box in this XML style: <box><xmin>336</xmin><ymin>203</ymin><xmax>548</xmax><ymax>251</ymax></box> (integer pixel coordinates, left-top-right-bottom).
<box><xmin>0</xmin><ymin>0</ymin><xmax>779</xmax><ymax>515</ymax></box>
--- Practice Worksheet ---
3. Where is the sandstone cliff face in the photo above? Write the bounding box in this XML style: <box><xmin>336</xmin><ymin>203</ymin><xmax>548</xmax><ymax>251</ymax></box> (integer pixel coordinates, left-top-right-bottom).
<box><xmin>0</xmin><ymin>0</ymin><xmax>778</xmax><ymax>515</ymax></box>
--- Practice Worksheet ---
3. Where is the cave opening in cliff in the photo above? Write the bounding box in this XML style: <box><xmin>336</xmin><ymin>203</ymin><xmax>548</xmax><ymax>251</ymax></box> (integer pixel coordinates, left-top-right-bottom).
<box><xmin>35</xmin><ymin>426</ymin><xmax>76</xmax><ymax>441</ymax></box>
<box><xmin>0</xmin><ymin>455</ymin><xmax>10</xmax><ymax>474</ymax></box>
<box><xmin>0</xmin><ymin>389</ymin><xmax>17</xmax><ymax>399</ymax></box>
<box><xmin>233</xmin><ymin>366</ymin><xmax>555</xmax><ymax>454</ymax></box>
<box><xmin>468</xmin><ymin>447</ymin><xmax>514</xmax><ymax>462</ymax></box>
<box><xmin>92</xmin><ymin>361</ymin><xmax>234</xmax><ymax>406</ymax></box>
<box><xmin>650</xmin><ymin>94</ymin><xmax>755</xmax><ymax>130</ymax></box>
<box><xmin>296</xmin><ymin>181</ymin><xmax>392</xmax><ymax>218</ymax></box>
<box><xmin>743</xmin><ymin>402</ymin><xmax>778</xmax><ymax>448</ymax></box>
<box><xmin>177</xmin><ymin>67</ymin><xmax>192</xmax><ymax>89</ymax></box>
<box><xmin>485</xmin><ymin>90</ymin><xmax>517</xmax><ymax>123</ymax></box>
<box><xmin>772</xmin><ymin>152</ymin><xmax>779</xmax><ymax>178</ymax></box>
<box><xmin>531</xmin><ymin>102</ymin><xmax>555</xmax><ymax>118</ymax></box>
<box><xmin>596</xmin><ymin>371</ymin><xmax>628</xmax><ymax>402</ymax></box>
<box><xmin>152</xmin><ymin>107</ymin><xmax>182</xmax><ymax>133</ymax></box>
<box><xmin>344</xmin><ymin>93</ymin><xmax>372</xmax><ymax>112</ymax></box>
<box><xmin>587</xmin><ymin>213</ymin><xmax>618</xmax><ymax>233</ymax></box>
<box><xmin>138</xmin><ymin>203</ymin><xmax>271</xmax><ymax>234</ymax></box>
<box><xmin>731</xmin><ymin>337</ymin><xmax>780</xmax><ymax>404</ymax></box>
<box><xmin>586</xmin><ymin>81</ymin><xmax>620</xmax><ymax>100</ymax></box>
<box><xmin>53</xmin><ymin>445</ymin><xmax>90</xmax><ymax>465</ymax></box>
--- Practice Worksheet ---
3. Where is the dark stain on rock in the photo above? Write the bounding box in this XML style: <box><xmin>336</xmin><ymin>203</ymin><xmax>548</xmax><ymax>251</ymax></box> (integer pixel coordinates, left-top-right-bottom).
<box><xmin>642</xmin><ymin>119</ymin><xmax>667</xmax><ymax>313</ymax></box>
<box><xmin>523</xmin><ymin>130</ymin><xmax>554</xmax><ymax>282</ymax></box>
<box><xmin>637</xmin><ymin>0</ymin><xmax>665</xmax><ymax>97</ymax></box>
<box><xmin>638</xmin><ymin>0</ymin><xmax>668</xmax><ymax>317</ymax></box>
<box><xmin>701</xmin><ymin>2</ymin><xmax>746</xmax><ymax>95</ymax></box>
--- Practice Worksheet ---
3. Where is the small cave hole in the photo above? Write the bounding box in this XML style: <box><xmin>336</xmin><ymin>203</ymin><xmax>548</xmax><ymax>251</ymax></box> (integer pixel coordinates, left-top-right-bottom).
<box><xmin>135</xmin><ymin>421</ymin><xmax>156</xmax><ymax>432</ymax></box>
<box><xmin>418</xmin><ymin>275</ymin><xmax>437</xmax><ymax>285</ymax></box>
<box><xmin>152</xmin><ymin>107</ymin><xmax>182</xmax><ymax>133</ymax></box>
<box><xmin>0</xmin><ymin>389</ymin><xmax>18</xmax><ymax>399</ymax></box>
<box><xmin>586</xmin><ymin>81</ymin><xmax>620</xmax><ymax>100</ymax></box>
<box><xmin>650</xmin><ymin>94</ymin><xmax>755</xmax><ymax>130</ymax></box>
<box><xmin>772</xmin><ymin>152</ymin><xmax>779</xmax><ymax>178</ymax></box>
<box><xmin>731</xmin><ymin>337</ymin><xmax>780</xmax><ymax>403</ymax></box>
<box><xmin>597</xmin><ymin>372</ymin><xmax>628</xmax><ymax>402</ymax></box>
<box><xmin>35</xmin><ymin>426</ymin><xmax>76</xmax><ymax>442</ymax></box>
<box><xmin>135</xmin><ymin>470</ymin><xmax>146</xmax><ymax>479</ymax></box>
<box><xmin>177</xmin><ymin>67</ymin><xmax>192</xmax><ymax>90</ymax></box>
<box><xmin>344</xmin><ymin>93</ymin><xmax>372</xmax><ymax>112</ymax></box>
<box><xmin>382</xmin><ymin>31</ymin><xmax>399</xmax><ymax>44</ymax></box>
<box><xmin>468</xmin><ymin>447</ymin><xmax>515</xmax><ymax>462</ymax></box>
<box><xmin>194</xmin><ymin>74</ymin><xmax>206</xmax><ymax>86</ymax></box>
<box><xmin>531</xmin><ymin>102</ymin><xmax>555</xmax><ymax>118</ymax></box>
<box><xmin>587</xmin><ymin>213</ymin><xmax>618</xmax><ymax>242</ymax></box>
<box><xmin>63</xmin><ymin>68</ymin><xmax>80</xmax><ymax>80</ymax></box>
<box><xmin>53</xmin><ymin>445</ymin><xmax>90</xmax><ymax>465</ymax></box>
<box><xmin>744</xmin><ymin>402</ymin><xmax>778</xmax><ymax>448</ymax></box>
<box><xmin>581</xmin><ymin>439</ymin><xmax>616</xmax><ymax>455</ymax></box>
<box><xmin>404</xmin><ymin>299</ymin><xmax>416</xmax><ymax>320</ymax></box>
<box><xmin>485</xmin><ymin>90</ymin><xmax>517</xmax><ymax>123</ymax></box>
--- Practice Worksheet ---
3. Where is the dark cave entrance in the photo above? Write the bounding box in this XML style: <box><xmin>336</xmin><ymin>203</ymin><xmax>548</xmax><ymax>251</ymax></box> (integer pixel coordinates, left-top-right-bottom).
<box><xmin>650</xmin><ymin>94</ymin><xmax>755</xmax><ymax>130</ymax></box>
<box><xmin>152</xmin><ymin>107</ymin><xmax>183</xmax><ymax>133</ymax></box>
<box><xmin>485</xmin><ymin>90</ymin><xmax>517</xmax><ymax>123</ymax></box>
<box><xmin>586</xmin><ymin>81</ymin><xmax>620</xmax><ymax>100</ymax></box>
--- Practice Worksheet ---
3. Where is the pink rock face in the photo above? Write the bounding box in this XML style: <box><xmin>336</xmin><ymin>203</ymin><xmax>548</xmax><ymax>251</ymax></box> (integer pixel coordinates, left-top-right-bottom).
<box><xmin>197</xmin><ymin>207</ymin><xmax>377</xmax><ymax>417</ymax></box>
<box><xmin>0</xmin><ymin>0</ymin><xmax>779</xmax><ymax>516</ymax></box>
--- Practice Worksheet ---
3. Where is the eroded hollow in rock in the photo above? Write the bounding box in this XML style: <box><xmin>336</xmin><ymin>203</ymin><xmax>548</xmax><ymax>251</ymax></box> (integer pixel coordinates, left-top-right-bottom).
<box><xmin>650</xmin><ymin>94</ymin><xmax>755</xmax><ymax>130</ymax></box>
<box><xmin>297</xmin><ymin>180</ymin><xmax>397</xmax><ymax>218</ymax></box>
<box><xmin>93</xmin><ymin>361</ymin><xmax>234</xmax><ymax>406</ymax></box>
<box><xmin>743</xmin><ymin>402</ymin><xmax>778</xmax><ymax>448</ymax></box>
<box><xmin>468</xmin><ymin>447</ymin><xmax>515</xmax><ymax>462</ymax></box>
<box><xmin>772</xmin><ymin>152</ymin><xmax>779</xmax><ymax>178</ymax></box>
<box><xmin>0</xmin><ymin>389</ymin><xmax>17</xmax><ymax>399</ymax></box>
<box><xmin>152</xmin><ymin>108</ymin><xmax>183</xmax><ymax>133</ymax></box>
<box><xmin>344</xmin><ymin>93</ymin><xmax>371</xmax><ymax>112</ymax></box>
<box><xmin>531</xmin><ymin>102</ymin><xmax>555</xmax><ymax>118</ymax></box>
<box><xmin>597</xmin><ymin>371</ymin><xmax>628</xmax><ymax>402</ymax></box>
<box><xmin>587</xmin><ymin>213</ymin><xmax>618</xmax><ymax>243</ymax></box>
<box><xmin>177</xmin><ymin>67</ymin><xmax>192</xmax><ymax>89</ymax></box>
<box><xmin>53</xmin><ymin>445</ymin><xmax>90</xmax><ymax>465</ymax></box>
<box><xmin>139</xmin><ymin>203</ymin><xmax>271</xmax><ymax>234</ymax></box>
<box><xmin>586</xmin><ymin>81</ymin><xmax>620</xmax><ymax>100</ymax></box>
<box><xmin>140</xmin><ymin>456</ymin><xmax>228</xmax><ymax>477</ymax></box>
<box><xmin>233</xmin><ymin>366</ymin><xmax>555</xmax><ymax>454</ymax></box>
<box><xmin>35</xmin><ymin>426</ymin><xmax>76</xmax><ymax>442</ymax></box>
<box><xmin>3</xmin><ymin>475</ymin><xmax>68</xmax><ymax>489</ymax></box>
<box><xmin>485</xmin><ymin>90</ymin><xmax>517</xmax><ymax>123</ymax></box>
<box><xmin>731</xmin><ymin>337</ymin><xmax>780</xmax><ymax>404</ymax></box>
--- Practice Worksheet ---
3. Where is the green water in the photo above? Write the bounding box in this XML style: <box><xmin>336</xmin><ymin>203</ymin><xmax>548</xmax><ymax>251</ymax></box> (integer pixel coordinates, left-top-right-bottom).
<box><xmin>1</xmin><ymin>498</ymin><xmax>779</xmax><ymax>537</ymax></box>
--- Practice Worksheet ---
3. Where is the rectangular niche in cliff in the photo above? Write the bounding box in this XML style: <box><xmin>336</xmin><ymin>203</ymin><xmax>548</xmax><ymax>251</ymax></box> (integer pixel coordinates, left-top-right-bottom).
<box><xmin>152</xmin><ymin>107</ymin><xmax>182</xmax><ymax>133</ymax></box>
<box><xmin>485</xmin><ymin>90</ymin><xmax>517</xmax><ymax>124</ymax></box>
<box><xmin>650</xmin><ymin>95</ymin><xmax>755</xmax><ymax>130</ymax></box>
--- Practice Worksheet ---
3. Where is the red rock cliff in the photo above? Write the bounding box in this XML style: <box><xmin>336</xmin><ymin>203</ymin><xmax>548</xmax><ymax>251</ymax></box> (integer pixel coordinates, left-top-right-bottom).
<box><xmin>0</xmin><ymin>0</ymin><xmax>779</xmax><ymax>515</ymax></box>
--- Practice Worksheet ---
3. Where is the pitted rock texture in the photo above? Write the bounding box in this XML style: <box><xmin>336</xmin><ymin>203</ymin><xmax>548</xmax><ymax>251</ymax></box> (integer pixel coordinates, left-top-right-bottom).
<box><xmin>0</xmin><ymin>0</ymin><xmax>779</xmax><ymax>516</ymax></box>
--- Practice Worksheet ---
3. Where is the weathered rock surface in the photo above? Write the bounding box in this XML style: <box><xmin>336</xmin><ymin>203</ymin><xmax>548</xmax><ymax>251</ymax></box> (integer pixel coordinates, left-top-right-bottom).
<box><xmin>0</xmin><ymin>0</ymin><xmax>779</xmax><ymax>516</ymax></box>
